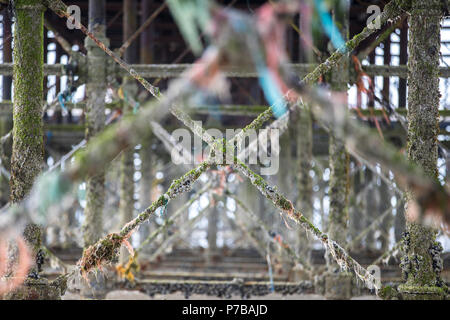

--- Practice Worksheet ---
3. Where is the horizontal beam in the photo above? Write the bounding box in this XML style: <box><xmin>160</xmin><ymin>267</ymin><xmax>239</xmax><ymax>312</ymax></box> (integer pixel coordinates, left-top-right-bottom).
<box><xmin>1</xmin><ymin>101</ymin><xmax>450</xmax><ymax>118</ymax></box>
<box><xmin>0</xmin><ymin>63</ymin><xmax>65</xmax><ymax>76</ymax></box>
<box><xmin>110</xmin><ymin>64</ymin><xmax>449</xmax><ymax>79</ymax></box>
<box><xmin>117</xmin><ymin>64</ymin><xmax>316</xmax><ymax>78</ymax></box>
<box><xmin>1</xmin><ymin>63</ymin><xmax>450</xmax><ymax>79</ymax></box>
<box><xmin>118</xmin><ymin>64</ymin><xmax>450</xmax><ymax>79</ymax></box>
<box><xmin>363</xmin><ymin>65</ymin><xmax>450</xmax><ymax>79</ymax></box>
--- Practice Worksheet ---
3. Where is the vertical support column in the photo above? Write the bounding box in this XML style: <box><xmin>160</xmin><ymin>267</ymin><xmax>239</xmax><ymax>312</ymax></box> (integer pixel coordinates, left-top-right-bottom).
<box><xmin>398</xmin><ymin>0</ymin><xmax>445</xmax><ymax>300</ymax></box>
<box><xmin>11</xmin><ymin>0</ymin><xmax>45</xmax><ymax>256</ymax></box>
<box><xmin>10</xmin><ymin>1</ymin><xmax>45</xmax><ymax>202</ymax></box>
<box><xmin>119</xmin><ymin>0</ymin><xmax>138</xmax><ymax>264</ymax></box>
<box><xmin>5</xmin><ymin>0</ymin><xmax>63</xmax><ymax>300</ymax></box>
<box><xmin>82</xmin><ymin>0</ymin><xmax>107</xmax><ymax>248</ymax></box>
<box><xmin>325</xmin><ymin>0</ymin><xmax>352</xmax><ymax>300</ymax></box>
<box><xmin>79</xmin><ymin>0</ymin><xmax>109</xmax><ymax>299</ymax></box>
<box><xmin>295</xmin><ymin>104</ymin><xmax>313</xmax><ymax>266</ymax></box>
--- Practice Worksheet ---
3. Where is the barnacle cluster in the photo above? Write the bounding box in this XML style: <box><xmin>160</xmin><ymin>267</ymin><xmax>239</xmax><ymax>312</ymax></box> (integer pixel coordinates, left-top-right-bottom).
<box><xmin>400</xmin><ymin>256</ymin><xmax>411</xmax><ymax>281</ymax></box>
<box><xmin>429</xmin><ymin>241</ymin><xmax>444</xmax><ymax>287</ymax></box>
<box><xmin>399</xmin><ymin>231</ymin><xmax>411</xmax><ymax>281</ymax></box>
<box><xmin>140</xmin><ymin>281</ymin><xmax>314</xmax><ymax>299</ymax></box>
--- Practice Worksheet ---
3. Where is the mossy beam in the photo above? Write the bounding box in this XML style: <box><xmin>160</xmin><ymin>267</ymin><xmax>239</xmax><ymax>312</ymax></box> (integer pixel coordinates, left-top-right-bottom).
<box><xmin>5</xmin><ymin>62</ymin><xmax>450</xmax><ymax>79</ymax></box>
<box><xmin>230</xmin><ymin>108</ymin><xmax>274</xmax><ymax>145</ymax></box>
<box><xmin>398</xmin><ymin>0</ymin><xmax>446</xmax><ymax>299</ymax></box>
<box><xmin>10</xmin><ymin>0</ymin><xmax>45</xmax><ymax>279</ymax></box>
<box><xmin>8</xmin><ymin>0</ymin><xmax>67</xmax><ymax>299</ymax></box>
<box><xmin>64</xmin><ymin>86</ymin><xmax>184</xmax><ymax>182</ymax></box>
<box><xmin>4</xmin><ymin>99</ymin><xmax>450</xmax><ymax>118</ymax></box>
<box><xmin>0</xmin><ymin>63</ymin><xmax>64</xmax><ymax>76</ymax></box>
<box><xmin>232</xmin><ymin>159</ymin><xmax>379</xmax><ymax>291</ymax></box>
<box><xmin>118</xmin><ymin>160</ymin><xmax>211</xmax><ymax>239</ymax></box>
<box><xmin>6</xmin><ymin>61</ymin><xmax>450</xmax><ymax>79</ymax></box>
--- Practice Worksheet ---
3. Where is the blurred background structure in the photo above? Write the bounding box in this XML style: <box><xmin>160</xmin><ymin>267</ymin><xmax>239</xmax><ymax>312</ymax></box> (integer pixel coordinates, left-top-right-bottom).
<box><xmin>0</xmin><ymin>0</ymin><xmax>449</xmax><ymax>300</ymax></box>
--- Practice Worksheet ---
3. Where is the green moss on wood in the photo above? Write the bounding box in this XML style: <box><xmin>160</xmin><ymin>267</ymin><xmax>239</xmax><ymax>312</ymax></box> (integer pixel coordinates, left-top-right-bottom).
<box><xmin>10</xmin><ymin>0</ymin><xmax>45</xmax><ymax>202</ymax></box>
<box><xmin>399</xmin><ymin>0</ymin><xmax>445</xmax><ymax>299</ymax></box>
